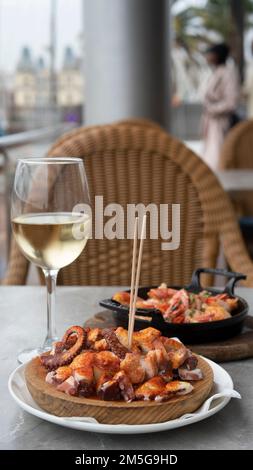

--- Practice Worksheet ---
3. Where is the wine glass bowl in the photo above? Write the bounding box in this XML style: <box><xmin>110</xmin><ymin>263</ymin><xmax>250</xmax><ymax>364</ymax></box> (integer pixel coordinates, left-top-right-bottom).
<box><xmin>11</xmin><ymin>157</ymin><xmax>91</xmax><ymax>363</ymax></box>
<box><xmin>12</xmin><ymin>212</ymin><xmax>90</xmax><ymax>270</ymax></box>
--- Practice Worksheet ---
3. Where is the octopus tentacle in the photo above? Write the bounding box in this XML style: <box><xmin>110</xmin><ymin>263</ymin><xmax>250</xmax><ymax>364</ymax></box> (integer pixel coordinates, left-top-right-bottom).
<box><xmin>102</xmin><ymin>328</ymin><xmax>129</xmax><ymax>359</ymax></box>
<box><xmin>40</xmin><ymin>326</ymin><xmax>86</xmax><ymax>370</ymax></box>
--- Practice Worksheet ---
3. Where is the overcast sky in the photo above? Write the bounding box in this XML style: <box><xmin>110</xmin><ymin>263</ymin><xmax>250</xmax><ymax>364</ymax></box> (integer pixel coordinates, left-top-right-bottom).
<box><xmin>0</xmin><ymin>0</ymin><xmax>82</xmax><ymax>72</ymax></box>
<box><xmin>172</xmin><ymin>0</ymin><xmax>205</xmax><ymax>14</ymax></box>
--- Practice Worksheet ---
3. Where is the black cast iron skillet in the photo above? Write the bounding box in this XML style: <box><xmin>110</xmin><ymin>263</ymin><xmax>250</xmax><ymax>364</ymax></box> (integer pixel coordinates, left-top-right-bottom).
<box><xmin>99</xmin><ymin>268</ymin><xmax>249</xmax><ymax>344</ymax></box>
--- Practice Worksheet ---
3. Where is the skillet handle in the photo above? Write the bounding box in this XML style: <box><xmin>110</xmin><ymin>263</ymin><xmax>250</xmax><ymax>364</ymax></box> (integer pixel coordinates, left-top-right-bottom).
<box><xmin>188</xmin><ymin>268</ymin><xmax>246</xmax><ymax>296</ymax></box>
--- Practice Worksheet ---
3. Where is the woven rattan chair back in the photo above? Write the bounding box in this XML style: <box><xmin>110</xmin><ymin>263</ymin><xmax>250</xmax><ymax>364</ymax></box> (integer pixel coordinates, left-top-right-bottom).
<box><xmin>220</xmin><ymin>119</ymin><xmax>253</xmax><ymax>216</ymax></box>
<box><xmin>3</xmin><ymin>122</ymin><xmax>253</xmax><ymax>286</ymax></box>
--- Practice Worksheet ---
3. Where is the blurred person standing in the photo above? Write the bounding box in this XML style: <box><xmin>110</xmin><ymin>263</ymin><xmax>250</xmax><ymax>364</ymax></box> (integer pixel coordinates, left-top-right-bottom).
<box><xmin>202</xmin><ymin>43</ymin><xmax>239</xmax><ymax>170</ymax></box>
<box><xmin>243</xmin><ymin>40</ymin><xmax>253</xmax><ymax>118</ymax></box>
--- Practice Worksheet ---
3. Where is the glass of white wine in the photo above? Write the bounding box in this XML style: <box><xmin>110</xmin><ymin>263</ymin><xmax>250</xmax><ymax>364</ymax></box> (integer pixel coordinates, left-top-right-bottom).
<box><xmin>11</xmin><ymin>157</ymin><xmax>91</xmax><ymax>363</ymax></box>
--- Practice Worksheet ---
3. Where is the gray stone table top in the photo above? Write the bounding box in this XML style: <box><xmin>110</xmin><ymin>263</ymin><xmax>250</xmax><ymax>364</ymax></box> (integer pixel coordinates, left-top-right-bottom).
<box><xmin>215</xmin><ymin>169</ymin><xmax>253</xmax><ymax>192</ymax></box>
<box><xmin>0</xmin><ymin>285</ymin><xmax>253</xmax><ymax>450</ymax></box>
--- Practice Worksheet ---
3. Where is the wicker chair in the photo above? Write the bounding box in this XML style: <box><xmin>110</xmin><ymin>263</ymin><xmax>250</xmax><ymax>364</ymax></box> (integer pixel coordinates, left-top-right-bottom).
<box><xmin>3</xmin><ymin>122</ymin><xmax>253</xmax><ymax>286</ymax></box>
<box><xmin>116</xmin><ymin>118</ymin><xmax>164</xmax><ymax>131</ymax></box>
<box><xmin>220</xmin><ymin>119</ymin><xmax>253</xmax><ymax>217</ymax></box>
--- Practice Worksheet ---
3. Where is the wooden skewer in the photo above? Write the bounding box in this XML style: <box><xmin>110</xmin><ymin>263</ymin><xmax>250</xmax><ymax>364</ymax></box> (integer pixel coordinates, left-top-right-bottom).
<box><xmin>128</xmin><ymin>217</ymin><xmax>138</xmax><ymax>347</ymax></box>
<box><xmin>128</xmin><ymin>215</ymin><xmax>147</xmax><ymax>349</ymax></box>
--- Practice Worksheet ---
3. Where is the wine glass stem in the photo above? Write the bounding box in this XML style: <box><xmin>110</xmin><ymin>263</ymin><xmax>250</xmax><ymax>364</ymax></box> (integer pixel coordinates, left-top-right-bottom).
<box><xmin>42</xmin><ymin>268</ymin><xmax>59</xmax><ymax>350</ymax></box>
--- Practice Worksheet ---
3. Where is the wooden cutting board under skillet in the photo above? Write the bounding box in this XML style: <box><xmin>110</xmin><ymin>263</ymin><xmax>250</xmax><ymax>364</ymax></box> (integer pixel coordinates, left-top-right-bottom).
<box><xmin>25</xmin><ymin>356</ymin><xmax>213</xmax><ymax>425</ymax></box>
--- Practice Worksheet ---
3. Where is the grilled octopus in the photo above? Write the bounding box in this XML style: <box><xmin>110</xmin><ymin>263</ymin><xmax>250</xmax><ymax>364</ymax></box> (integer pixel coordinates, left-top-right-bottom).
<box><xmin>40</xmin><ymin>326</ymin><xmax>87</xmax><ymax>370</ymax></box>
<box><xmin>41</xmin><ymin>326</ymin><xmax>203</xmax><ymax>402</ymax></box>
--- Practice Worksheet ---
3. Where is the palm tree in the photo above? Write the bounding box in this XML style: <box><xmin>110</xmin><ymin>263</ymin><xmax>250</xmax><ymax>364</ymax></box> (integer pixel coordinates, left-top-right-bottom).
<box><xmin>172</xmin><ymin>0</ymin><xmax>253</xmax><ymax>78</ymax></box>
<box><xmin>173</xmin><ymin>7</ymin><xmax>199</xmax><ymax>51</ymax></box>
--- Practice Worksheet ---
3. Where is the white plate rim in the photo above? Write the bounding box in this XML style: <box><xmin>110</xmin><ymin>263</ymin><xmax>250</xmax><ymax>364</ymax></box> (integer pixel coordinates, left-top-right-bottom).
<box><xmin>8</xmin><ymin>357</ymin><xmax>233</xmax><ymax>434</ymax></box>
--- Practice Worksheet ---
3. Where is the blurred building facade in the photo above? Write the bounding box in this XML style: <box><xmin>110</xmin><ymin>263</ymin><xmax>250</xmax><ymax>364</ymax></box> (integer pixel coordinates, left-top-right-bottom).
<box><xmin>58</xmin><ymin>47</ymin><xmax>83</xmax><ymax>107</ymax></box>
<box><xmin>14</xmin><ymin>47</ymin><xmax>37</xmax><ymax>108</ymax></box>
<box><xmin>14</xmin><ymin>47</ymin><xmax>83</xmax><ymax>108</ymax></box>
<box><xmin>9</xmin><ymin>46</ymin><xmax>83</xmax><ymax>131</ymax></box>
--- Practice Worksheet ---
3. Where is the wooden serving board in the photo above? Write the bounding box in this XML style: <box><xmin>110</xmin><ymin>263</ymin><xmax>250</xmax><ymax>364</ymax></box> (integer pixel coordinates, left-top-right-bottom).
<box><xmin>84</xmin><ymin>311</ymin><xmax>253</xmax><ymax>363</ymax></box>
<box><xmin>25</xmin><ymin>356</ymin><xmax>213</xmax><ymax>425</ymax></box>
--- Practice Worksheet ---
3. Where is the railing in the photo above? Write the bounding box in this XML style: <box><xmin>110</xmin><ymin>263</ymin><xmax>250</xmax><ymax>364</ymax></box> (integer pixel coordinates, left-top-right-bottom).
<box><xmin>0</xmin><ymin>123</ymin><xmax>74</xmax><ymax>152</ymax></box>
<box><xmin>0</xmin><ymin>123</ymin><xmax>76</xmax><ymax>253</ymax></box>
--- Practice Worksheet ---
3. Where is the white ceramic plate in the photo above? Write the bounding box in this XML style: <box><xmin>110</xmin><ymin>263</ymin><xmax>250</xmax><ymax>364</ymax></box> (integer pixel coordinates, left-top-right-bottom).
<box><xmin>8</xmin><ymin>358</ymin><xmax>239</xmax><ymax>434</ymax></box>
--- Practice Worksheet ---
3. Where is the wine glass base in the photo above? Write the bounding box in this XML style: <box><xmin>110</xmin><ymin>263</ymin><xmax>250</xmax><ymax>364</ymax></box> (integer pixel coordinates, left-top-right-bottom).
<box><xmin>17</xmin><ymin>336</ymin><xmax>59</xmax><ymax>364</ymax></box>
<box><xmin>43</xmin><ymin>336</ymin><xmax>58</xmax><ymax>350</ymax></box>
<box><xmin>18</xmin><ymin>348</ymin><xmax>43</xmax><ymax>364</ymax></box>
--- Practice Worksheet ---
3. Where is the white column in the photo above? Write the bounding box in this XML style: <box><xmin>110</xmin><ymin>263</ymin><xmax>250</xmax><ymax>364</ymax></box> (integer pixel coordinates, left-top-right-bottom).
<box><xmin>83</xmin><ymin>0</ymin><xmax>171</xmax><ymax>127</ymax></box>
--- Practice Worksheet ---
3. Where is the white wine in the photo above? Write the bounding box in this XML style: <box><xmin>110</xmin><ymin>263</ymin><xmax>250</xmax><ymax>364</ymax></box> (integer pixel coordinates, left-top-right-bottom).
<box><xmin>12</xmin><ymin>212</ymin><xmax>91</xmax><ymax>270</ymax></box>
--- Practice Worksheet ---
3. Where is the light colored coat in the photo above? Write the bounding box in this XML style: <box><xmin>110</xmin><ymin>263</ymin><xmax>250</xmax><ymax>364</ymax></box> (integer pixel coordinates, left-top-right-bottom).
<box><xmin>243</xmin><ymin>61</ymin><xmax>253</xmax><ymax>118</ymax></box>
<box><xmin>202</xmin><ymin>64</ymin><xmax>239</xmax><ymax>170</ymax></box>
